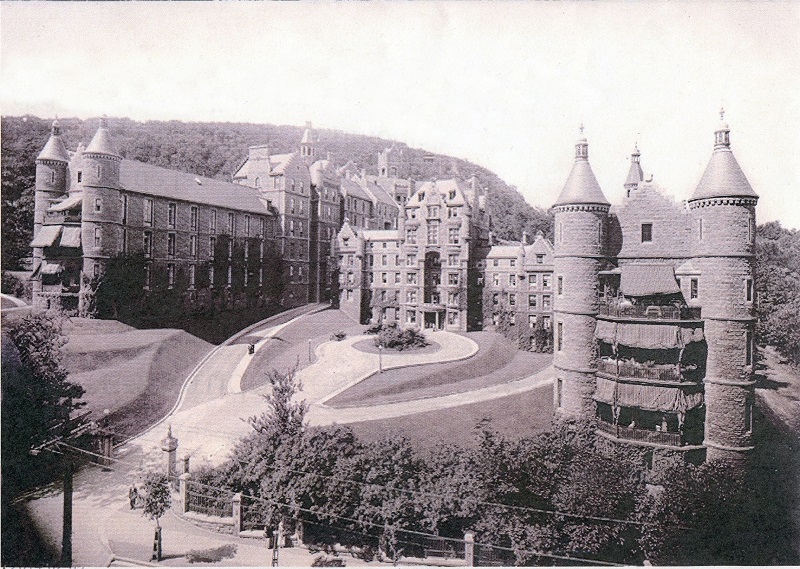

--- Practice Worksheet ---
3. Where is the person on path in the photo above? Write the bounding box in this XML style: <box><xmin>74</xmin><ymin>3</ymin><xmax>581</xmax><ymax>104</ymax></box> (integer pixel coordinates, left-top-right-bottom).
<box><xmin>129</xmin><ymin>484</ymin><xmax>138</xmax><ymax>509</ymax></box>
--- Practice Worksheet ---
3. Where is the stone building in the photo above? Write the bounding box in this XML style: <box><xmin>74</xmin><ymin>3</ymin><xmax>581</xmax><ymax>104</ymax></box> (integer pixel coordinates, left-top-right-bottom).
<box><xmin>552</xmin><ymin>114</ymin><xmax>758</xmax><ymax>465</ymax></box>
<box><xmin>337</xmin><ymin>177</ymin><xmax>492</xmax><ymax>331</ymax></box>
<box><xmin>30</xmin><ymin>118</ymin><xmax>280</xmax><ymax>313</ymax></box>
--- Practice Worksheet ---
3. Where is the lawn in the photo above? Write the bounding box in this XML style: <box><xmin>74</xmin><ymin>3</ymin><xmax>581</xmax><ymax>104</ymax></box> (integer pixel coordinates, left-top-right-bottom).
<box><xmin>240</xmin><ymin>308</ymin><xmax>364</xmax><ymax>391</ymax></box>
<box><xmin>344</xmin><ymin>382</ymin><xmax>555</xmax><ymax>451</ymax></box>
<box><xmin>327</xmin><ymin>331</ymin><xmax>552</xmax><ymax>407</ymax></box>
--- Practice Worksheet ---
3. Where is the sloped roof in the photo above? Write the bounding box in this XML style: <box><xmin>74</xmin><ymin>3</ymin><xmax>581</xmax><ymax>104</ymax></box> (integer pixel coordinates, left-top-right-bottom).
<box><xmin>37</xmin><ymin>133</ymin><xmax>71</xmax><ymax>162</ymax></box>
<box><xmin>49</xmin><ymin>194</ymin><xmax>83</xmax><ymax>212</ymax></box>
<box><xmin>690</xmin><ymin>148</ymin><xmax>757</xmax><ymax>201</ymax></box>
<box><xmin>487</xmin><ymin>245</ymin><xmax>523</xmax><ymax>258</ymax></box>
<box><xmin>119</xmin><ymin>160</ymin><xmax>274</xmax><ymax>215</ymax></box>
<box><xmin>625</xmin><ymin>156</ymin><xmax>644</xmax><ymax>186</ymax></box>
<box><xmin>340</xmin><ymin>178</ymin><xmax>372</xmax><ymax>201</ymax></box>
<box><xmin>85</xmin><ymin>120</ymin><xmax>120</xmax><ymax>157</ymax></box>
<box><xmin>31</xmin><ymin>225</ymin><xmax>62</xmax><ymax>248</ymax></box>
<box><xmin>620</xmin><ymin>264</ymin><xmax>680</xmax><ymax>297</ymax></box>
<box><xmin>363</xmin><ymin>179</ymin><xmax>398</xmax><ymax>207</ymax></box>
<box><xmin>363</xmin><ymin>229</ymin><xmax>398</xmax><ymax>241</ymax></box>
<box><xmin>554</xmin><ymin>158</ymin><xmax>609</xmax><ymax>206</ymax></box>
<box><xmin>268</xmin><ymin>153</ymin><xmax>297</xmax><ymax>176</ymax></box>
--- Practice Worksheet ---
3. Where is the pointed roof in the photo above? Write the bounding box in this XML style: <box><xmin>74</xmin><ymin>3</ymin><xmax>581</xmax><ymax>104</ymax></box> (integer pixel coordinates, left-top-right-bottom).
<box><xmin>625</xmin><ymin>145</ymin><xmax>644</xmax><ymax>187</ymax></box>
<box><xmin>300</xmin><ymin>121</ymin><xmax>318</xmax><ymax>144</ymax></box>
<box><xmin>37</xmin><ymin>119</ymin><xmax>70</xmax><ymax>162</ymax></box>
<box><xmin>84</xmin><ymin>117</ymin><xmax>120</xmax><ymax>157</ymax></box>
<box><xmin>690</xmin><ymin>117</ymin><xmax>757</xmax><ymax>201</ymax></box>
<box><xmin>553</xmin><ymin>133</ymin><xmax>610</xmax><ymax>207</ymax></box>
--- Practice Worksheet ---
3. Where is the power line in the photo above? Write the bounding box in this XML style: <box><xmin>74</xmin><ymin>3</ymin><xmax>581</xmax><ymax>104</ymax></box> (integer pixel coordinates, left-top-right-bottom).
<box><xmin>57</xmin><ymin>442</ymin><xmax>623</xmax><ymax>567</ymax></box>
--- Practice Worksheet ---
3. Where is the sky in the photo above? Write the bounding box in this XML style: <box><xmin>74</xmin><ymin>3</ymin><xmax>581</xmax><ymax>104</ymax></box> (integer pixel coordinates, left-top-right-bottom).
<box><xmin>2</xmin><ymin>2</ymin><xmax>799</xmax><ymax>229</ymax></box>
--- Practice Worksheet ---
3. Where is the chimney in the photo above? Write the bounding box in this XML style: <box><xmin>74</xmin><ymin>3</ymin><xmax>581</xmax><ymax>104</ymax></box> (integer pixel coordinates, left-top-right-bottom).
<box><xmin>488</xmin><ymin>231</ymin><xmax>494</xmax><ymax>247</ymax></box>
<box><xmin>522</xmin><ymin>231</ymin><xmax>529</xmax><ymax>245</ymax></box>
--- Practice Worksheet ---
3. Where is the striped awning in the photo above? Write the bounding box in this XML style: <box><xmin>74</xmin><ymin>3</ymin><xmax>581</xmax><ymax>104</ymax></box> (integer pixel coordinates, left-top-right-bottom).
<box><xmin>620</xmin><ymin>264</ymin><xmax>680</xmax><ymax>297</ymax></box>
<box><xmin>595</xmin><ymin>375</ymin><xmax>704</xmax><ymax>413</ymax></box>
<box><xmin>596</xmin><ymin>320</ymin><xmax>704</xmax><ymax>349</ymax></box>
<box><xmin>59</xmin><ymin>227</ymin><xmax>82</xmax><ymax>248</ymax></box>
<box><xmin>40</xmin><ymin>262</ymin><xmax>64</xmax><ymax>275</ymax></box>
<box><xmin>30</xmin><ymin>225</ymin><xmax>62</xmax><ymax>247</ymax></box>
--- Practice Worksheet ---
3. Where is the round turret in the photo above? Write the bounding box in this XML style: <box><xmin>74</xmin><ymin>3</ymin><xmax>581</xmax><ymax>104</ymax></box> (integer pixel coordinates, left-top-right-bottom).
<box><xmin>33</xmin><ymin>120</ymin><xmax>70</xmax><ymax>268</ymax></box>
<box><xmin>80</xmin><ymin>117</ymin><xmax>121</xmax><ymax>190</ymax></box>
<box><xmin>688</xmin><ymin>112</ymin><xmax>758</xmax><ymax>462</ymax></box>
<box><xmin>552</xmin><ymin>128</ymin><xmax>610</xmax><ymax>418</ymax></box>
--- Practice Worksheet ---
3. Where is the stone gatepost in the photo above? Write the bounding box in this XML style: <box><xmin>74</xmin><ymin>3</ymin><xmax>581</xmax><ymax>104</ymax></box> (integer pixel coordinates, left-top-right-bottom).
<box><xmin>464</xmin><ymin>531</ymin><xmax>475</xmax><ymax>567</ymax></box>
<box><xmin>183</xmin><ymin>454</ymin><xmax>190</xmax><ymax>474</ymax></box>
<box><xmin>179</xmin><ymin>472</ymin><xmax>191</xmax><ymax>514</ymax></box>
<box><xmin>161</xmin><ymin>426</ymin><xmax>178</xmax><ymax>486</ymax></box>
<box><xmin>232</xmin><ymin>493</ymin><xmax>243</xmax><ymax>536</ymax></box>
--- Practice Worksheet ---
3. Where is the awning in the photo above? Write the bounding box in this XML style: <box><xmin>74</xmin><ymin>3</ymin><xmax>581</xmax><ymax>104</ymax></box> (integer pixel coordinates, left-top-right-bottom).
<box><xmin>596</xmin><ymin>320</ymin><xmax>704</xmax><ymax>349</ymax></box>
<box><xmin>60</xmin><ymin>227</ymin><xmax>82</xmax><ymax>248</ymax></box>
<box><xmin>41</xmin><ymin>262</ymin><xmax>64</xmax><ymax>275</ymax></box>
<box><xmin>620</xmin><ymin>264</ymin><xmax>680</xmax><ymax>297</ymax></box>
<box><xmin>48</xmin><ymin>194</ymin><xmax>83</xmax><ymax>212</ymax></box>
<box><xmin>595</xmin><ymin>375</ymin><xmax>704</xmax><ymax>413</ymax></box>
<box><xmin>30</xmin><ymin>225</ymin><xmax>63</xmax><ymax>247</ymax></box>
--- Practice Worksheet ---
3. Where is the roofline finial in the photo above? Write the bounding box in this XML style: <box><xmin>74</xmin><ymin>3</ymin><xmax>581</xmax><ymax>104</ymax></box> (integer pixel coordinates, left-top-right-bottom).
<box><xmin>579</xmin><ymin>122</ymin><xmax>585</xmax><ymax>135</ymax></box>
<box><xmin>719</xmin><ymin>106</ymin><xmax>725</xmax><ymax>122</ymax></box>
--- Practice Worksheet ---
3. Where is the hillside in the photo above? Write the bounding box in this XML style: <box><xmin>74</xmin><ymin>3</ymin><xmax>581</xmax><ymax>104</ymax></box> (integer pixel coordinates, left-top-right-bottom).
<box><xmin>1</xmin><ymin>115</ymin><xmax>552</xmax><ymax>270</ymax></box>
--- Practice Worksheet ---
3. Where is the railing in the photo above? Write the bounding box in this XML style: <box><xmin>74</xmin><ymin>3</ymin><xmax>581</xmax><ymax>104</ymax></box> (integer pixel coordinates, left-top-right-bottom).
<box><xmin>185</xmin><ymin>484</ymin><xmax>233</xmax><ymax>518</ymax></box>
<box><xmin>598</xmin><ymin>359</ymin><xmax>682</xmax><ymax>382</ymax></box>
<box><xmin>598</xmin><ymin>303</ymin><xmax>701</xmax><ymax>320</ymax></box>
<box><xmin>597</xmin><ymin>419</ymin><xmax>682</xmax><ymax>446</ymax></box>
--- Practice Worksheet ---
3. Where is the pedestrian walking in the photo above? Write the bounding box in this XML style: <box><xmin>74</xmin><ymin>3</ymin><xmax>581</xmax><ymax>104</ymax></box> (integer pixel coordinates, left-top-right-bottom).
<box><xmin>129</xmin><ymin>484</ymin><xmax>138</xmax><ymax>509</ymax></box>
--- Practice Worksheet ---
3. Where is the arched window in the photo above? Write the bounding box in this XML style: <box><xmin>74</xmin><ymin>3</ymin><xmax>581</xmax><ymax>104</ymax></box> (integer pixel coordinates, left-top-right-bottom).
<box><xmin>255</xmin><ymin>177</ymin><xmax>261</xmax><ymax>189</ymax></box>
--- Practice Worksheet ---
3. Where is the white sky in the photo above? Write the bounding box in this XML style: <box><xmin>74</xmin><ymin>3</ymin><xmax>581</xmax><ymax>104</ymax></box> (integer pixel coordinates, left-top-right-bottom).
<box><xmin>2</xmin><ymin>1</ymin><xmax>799</xmax><ymax>229</ymax></box>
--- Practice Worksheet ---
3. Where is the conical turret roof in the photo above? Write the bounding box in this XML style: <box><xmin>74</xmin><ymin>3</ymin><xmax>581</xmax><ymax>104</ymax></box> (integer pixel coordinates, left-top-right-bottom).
<box><xmin>553</xmin><ymin>133</ymin><xmax>609</xmax><ymax>207</ymax></box>
<box><xmin>84</xmin><ymin>117</ymin><xmax>120</xmax><ymax>157</ymax></box>
<box><xmin>624</xmin><ymin>145</ymin><xmax>644</xmax><ymax>187</ymax></box>
<box><xmin>690</xmin><ymin>117</ymin><xmax>757</xmax><ymax>201</ymax></box>
<box><xmin>36</xmin><ymin>119</ymin><xmax>70</xmax><ymax>162</ymax></box>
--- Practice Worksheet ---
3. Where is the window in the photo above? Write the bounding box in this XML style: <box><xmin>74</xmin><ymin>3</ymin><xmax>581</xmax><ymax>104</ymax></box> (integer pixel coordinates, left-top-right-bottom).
<box><xmin>408</xmin><ymin>310</ymin><xmax>417</xmax><ymax>324</ymax></box>
<box><xmin>557</xmin><ymin>276</ymin><xmax>563</xmax><ymax>295</ymax></box>
<box><xmin>493</xmin><ymin>259</ymin><xmax>499</xmax><ymax>267</ymax></box>
<box><xmin>542</xmin><ymin>295</ymin><xmax>551</xmax><ymax>309</ymax></box>
<box><xmin>690</xmin><ymin>278</ymin><xmax>699</xmax><ymax>300</ymax></box>
<box><xmin>382</xmin><ymin>273</ymin><xmax>388</xmax><ymax>284</ymax></box>
<box><xmin>745</xmin><ymin>398</ymin><xmax>753</xmax><ymax>433</ymax></box>
<box><xmin>346</xmin><ymin>289</ymin><xmax>352</xmax><ymax>301</ymax></box>
<box><xmin>228</xmin><ymin>240</ymin><xmax>233</xmax><ymax>260</ymax></box>
<box><xmin>190</xmin><ymin>235</ymin><xmax>197</xmax><ymax>258</ymax></box>
<box><xmin>144</xmin><ymin>264</ymin><xmax>151</xmax><ymax>289</ymax></box>
<box><xmin>448</xmin><ymin>227</ymin><xmax>459</xmax><ymax>244</ymax></box>
<box><xmin>407</xmin><ymin>290</ymin><xmax>417</xmax><ymax>303</ymax></box>
<box><xmin>509</xmin><ymin>293</ymin><xmax>516</xmax><ymax>306</ymax></box>
<box><xmin>641</xmin><ymin>223</ymin><xmax>653</xmax><ymax>243</ymax></box>
<box><xmin>407</xmin><ymin>272</ymin><xmax>418</xmax><ymax>284</ymax></box>
<box><xmin>557</xmin><ymin>322</ymin><xmax>563</xmax><ymax>351</ymax></box>
<box><xmin>745</xmin><ymin>278</ymin><xmax>753</xmax><ymax>302</ymax></box>
<box><xmin>427</xmin><ymin>206</ymin><xmax>439</xmax><ymax>218</ymax></box>
<box><xmin>290</xmin><ymin>220</ymin><xmax>295</xmax><ymax>236</ymax></box>
<box><xmin>228</xmin><ymin>212</ymin><xmax>235</xmax><ymax>235</ymax></box>
<box><xmin>77</xmin><ymin>171</ymin><xmax>83</xmax><ymax>183</ymax></box>
<box><xmin>347</xmin><ymin>254</ymin><xmax>354</xmax><ymax>266</ymax></box>
<box><xmin>122</xmin><ymin>228</ymin><xmax>127</xmax><ymax>253</ymax></box>
<box><xmin>536</xmin><ymin>254</ymin><xmax>544</xmax><ymax>264</ymax></box>
<box><xmin>448</xmin><ymin>273</ymin><xmax>459</xmax><ymax>286</ymax></box>
<box><xmin>167</xmin><ymin>233</ymin><xmax>176</xmax><ymax>257</ymax></box>
<box><xmin>748</xmin><ymin>218</ymin><xmax>754</xmax><ymax>243</ymax></box>
<box><xmin>543</xmin><ymin>274</ymin><xmax>551</xmax><ymax>288</ymax></box>
<box><xmin>298</xmin><ymin>221</ymin><xmax>304</xmax><ymax>237</ymax></box>
<box><xmin>509</xmin><ymin>274</ymin><xmax>517</xmax><ymax>286</ymax></box>
<box><xmin>529</xmin><ymin>314</ymin><xmax>537</xmax><ymax>328</ymax></box>
<box><xmin>529</xmin><ymin>294</ymin><xmax>537</xmax><ymax>308</ymax></box>
<box><xmin>210</xmin><ymin>209</ymin><xmax>217</xmax><ymax>234</ymax></box>
<box><xmin>94</xmin><ymin>198</ymin><xmax>102</xmax><ymax>213</ymax></box>
<box><xmin>209</xmin><ymin>236</ymin><xmax>216</xmax><ymax>258</ymax></box>
<box><xmin>144</xmin><ymin>199</ymin><xmax>154</xmax><ymax>226</ymax></box>
<box><xmin>746</xmin><ymin>330</ymin><xmax>753</xmax><ymax>367</ymax></box>
<box><xmin>94</xmin><ymin>227</ymin><xmax>101</xmax><ymax>248</ymax></box>
<box><xmin>244</xmin><ymin>215</ymin><xmax>251</xmax><ymax>236</ymax></box>
<box><xmin>189</xmin><ymin>264</ymin><xmax>196</xmax><ymax>288</ymax></box>
<box><xmin>254</xmin><ymin>177</ymin><xmax>260</xmax><ymax>189</ymax></box>
<box><xmin>299</xmin><ymin>200</ymin><xmax>304</xmax><ymax>214</ymax></box>
<box><xmin>382</xmin><ymin>255</ymin><xmax>388</xmax><ymax>266</ymax></box>
<box><xmin>121</xmin><ymin>195</ymin><xmax>128</xmax><ymax>224</ymax></box>
<box><xmin>190</xmin><ymin>206</ymin><xmax>198</xmax><ymax>231</ymax></box>
<box><xmin>529</xmin><ymin>273</ymin><xmax>537</xmax><ymax>289</ymax></box>
<box><xmin>449</xmin><ymin>254</ymin><xmax>459</xmax><ymax>266</ymax></box>
<box><xmin>395</xmin><ymin>273</ymin><xmax>401</xmax><ymax>284</ymax></box>
<box><xmin>427</xmin><ymin>221</ymin><xmax>439</xmax><ymax>244</ymax></box>
<box><xmin>208</xmin><ymin>265</ymin><xmax>215</xmax><ymax>287</ymax></box>
<box><xmin>227</xmin><ymin>264</ymin><xmax>232</xmax><ymax>286</ymax></box>
<box><xmin>143</xmin><ymin>231</ymin><xmax>153</xmax><ymax>258</ymax></box>
<box><xmin>555</xmin><ymin>378</ymin><xmax>562</xmax><ymax>408</ymax></box>
<box><xmin>168</xmin><ymin>203</ymin><xmax>176</xmax><ymax>228</ymax></box>
<box><xmin>260</xmin><ymin>218</ymin><xmax>267</xmax><ymax>238</ymax></box>
<box><xmin>493</xmin><ymin>293</ymin><xmax>499</xmax><ymax>305</ymax></box>
<box><xmin>699</xmin><ymin>218</ymin><xmax>704</xmax><ymax>240</ymax></box>
<box><xmin>493</xmin><ymin>273</ymin><xmax>499</xmax><ymax>286</ymax></box>
<box><xmin>510</xmin><ymin>259</ymin><xmax>516</xmax><ymax>268</ymax></box>
<box><xmin>407</xmin><ymin>254</ymin><xmax>417</xmax><ymax>266</ymax></box>
<box><xmin>167</xmin><ymin>264</ymin><xmax>175</xmax><ymax>289</ymax></box>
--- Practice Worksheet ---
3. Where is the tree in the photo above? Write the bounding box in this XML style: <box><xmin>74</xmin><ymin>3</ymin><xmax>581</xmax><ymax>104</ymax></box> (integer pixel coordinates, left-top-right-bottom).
<box><xmin>2</xmin><ymin>313</ymin><xmax>85</xmax><ymax>495</ymax></box>
<box><xmin>93</xmin><ymin>252</ymin><xmax>148</xmax><ymax>319</ymax></box>
<box><xmin>142</xmin><ymin>472</ymin><xmax>172</xmax><ymax>561</ymax></box>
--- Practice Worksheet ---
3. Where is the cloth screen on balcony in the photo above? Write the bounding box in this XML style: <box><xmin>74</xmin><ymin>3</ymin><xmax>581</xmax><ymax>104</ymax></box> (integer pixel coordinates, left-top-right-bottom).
<box><xmin>620</xmin><ymin>264</ymin><xmax>680</xmax><ymax>297</ymax></box>
<box><xmin>595</xmin><ymin>376</ymin><xmax>704</xmax><ymax>413</ymax></box>
<box><xmin>30</xmin><ymin>225</ymin><xmax>62</xmax><ymax>247</ymax></box>
<box><xmin>595</xmin><ymin>320</ymin><xmax>704</xmax><ymax>349</ymax></box>
<box><xmin>60</xmin><ymin>227</ymin><xmax>82</xmax><ymax>248</ymax></box>
<box><xmin>48</xmin><ymin>194</ymin><xmax>83</xmax><ymax>212</ymax></box>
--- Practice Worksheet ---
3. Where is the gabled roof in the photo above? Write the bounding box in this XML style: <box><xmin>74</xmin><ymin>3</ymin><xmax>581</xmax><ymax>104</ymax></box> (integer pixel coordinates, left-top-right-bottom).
<box><xmin>340</xmin><ymin>178</ymin><xmax>372</xmax><ymax>201</ymax></box>
<box><xmin>620</xmin><ymin>264</ymin><xmax>680</xmax><ymax>297</ymax></box>
<box><xmin>361</xmin><ymin>178</ymin><xmax>398</xmax><ymax>208</ymax></box>
<box><xmin>119</xmin><ymin>160</ymin><xmax>275</xmax><ymax>215</ymax></box>
<box><xmin>690</xmin><ymin>148</ymin><xmax>757</xmax><ymax>201</ymax></box>
<box><xmin>268</xmin><ymin>153</ymin><xmax>297</xmax><ymax>176</ymax></box>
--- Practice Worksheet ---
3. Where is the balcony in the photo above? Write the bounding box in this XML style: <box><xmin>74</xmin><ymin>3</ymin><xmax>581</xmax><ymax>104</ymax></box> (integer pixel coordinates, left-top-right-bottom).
<box><xmin>597</xmin><ymin>418</ymin><xmax>682</xmax><ymax>447</ymax></box>
<box><xmin>598</xmin><ymin>302</ymin><xmax>700</xmax><ymax>321</ymax></box>
<box><xmin>598</xmin><ymin>359</ymin><xmax>682</xmax><ymax>382</ymax></box>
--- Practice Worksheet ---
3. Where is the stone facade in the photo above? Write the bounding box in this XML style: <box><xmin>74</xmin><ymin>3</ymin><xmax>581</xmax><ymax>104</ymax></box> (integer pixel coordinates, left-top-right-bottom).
<box><xmin>553</xmin><ymin>116</ymin><xmax>759</xmax><ymax>465</ymax></box>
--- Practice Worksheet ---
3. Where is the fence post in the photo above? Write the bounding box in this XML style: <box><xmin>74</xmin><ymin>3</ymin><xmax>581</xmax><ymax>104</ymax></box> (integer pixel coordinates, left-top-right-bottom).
<box><xmin>464</xmin><ymin>531</ymin><xmax>474</xmax><ymax>567</ymax></box>
<box><xmin>232</xmin><ymin>493</ymin><xmax>242</xmax><ymax>536</ymax></box>
<box><xmin>179</xmin><ymin>472</ymin><xmax>191</xmax><ymax>514</ymax></box>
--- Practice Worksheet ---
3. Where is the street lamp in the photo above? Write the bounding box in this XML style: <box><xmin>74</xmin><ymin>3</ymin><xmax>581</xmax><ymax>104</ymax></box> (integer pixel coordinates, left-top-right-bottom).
<box><xmin>378</xmin><ymin>344</ymin><xmax>384</xmax><ymax>374</ymax></box>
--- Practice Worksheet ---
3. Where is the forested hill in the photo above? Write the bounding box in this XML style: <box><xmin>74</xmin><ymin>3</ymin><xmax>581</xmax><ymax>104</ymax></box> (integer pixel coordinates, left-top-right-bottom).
<box><xmin>1</xmin><ymin>115</ymin><xmax>552</xmax><ymax>269</ymax></box>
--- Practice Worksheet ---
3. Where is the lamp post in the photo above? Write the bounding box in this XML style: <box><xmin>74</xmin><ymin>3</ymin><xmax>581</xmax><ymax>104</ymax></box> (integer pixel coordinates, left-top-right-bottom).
<box><xmin>378</xmin><ymin>344</ymin><xmax>383</xmax><ymax>374</ymax></box>
<box><xmin>308</xmin><ymin>338</ymin><xmax>312</xmax><ymax>362</ymax></box>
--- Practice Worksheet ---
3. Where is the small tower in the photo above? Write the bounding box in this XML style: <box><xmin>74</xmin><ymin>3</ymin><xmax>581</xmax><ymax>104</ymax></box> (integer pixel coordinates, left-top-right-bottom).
<box><xmin>624</xmin><ymin>144</ymin><xmax>644</xmax><ymax>198</ymax></box>
<box><xmin>300</xmin><ymin>121</ymin><xmax>317</xmax><ymax>166</ymax></box>
<box><xmin>552</xmin><ymin>126</ymin><xmax>610</xmax><ymax>418</ymax></box>
<box><xmin>688</xmin><ymin>110</ymin><xmax>759</xmax><ymax>462</ymax></box>
<box><xmin>33</xmin><ymin>119</ymin><xmax>70</xmax><ymax>274</ymax></box>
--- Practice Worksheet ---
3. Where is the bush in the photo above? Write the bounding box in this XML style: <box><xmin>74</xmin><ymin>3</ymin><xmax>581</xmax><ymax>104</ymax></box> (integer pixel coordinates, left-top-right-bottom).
<box><xmin>1</xmin><ymin>271</ymin><xmax>30</xmax><ymax>301</ymax></box>
<box><xmin>186</xmin><ymin>543</ymin><xmax>237</xmax><ymax>563</ymax></box>
<box><xmin>312</xmin><ymin>554</ymin><xmax>346</xmax><ymax>567</ymax></box>
<box><xmin>373</xmin><ymin>322</ymin><xmax>429</xmax><ymax>351</ymax></box>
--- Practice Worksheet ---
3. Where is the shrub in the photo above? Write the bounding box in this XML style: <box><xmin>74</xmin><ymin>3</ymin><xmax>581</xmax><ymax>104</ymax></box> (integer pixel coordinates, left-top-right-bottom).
<box><xmin>1</xmin><ymin>271</ymin><xmax>31</xmax><ymax>301</ymax></box>
<box><xmin>186</xmin><ymin>543</ymin><xmax>237</xmax><ymax>563</ymax></box>
<box><xmin>312</xmin><ymin>554</ymin><xmax>346</xmax><ymax>567</ymax></box>
<box><xmin>373</xmin><ymin>322</ymin><xmax>429</xmax><ymax>351</ymax></box>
